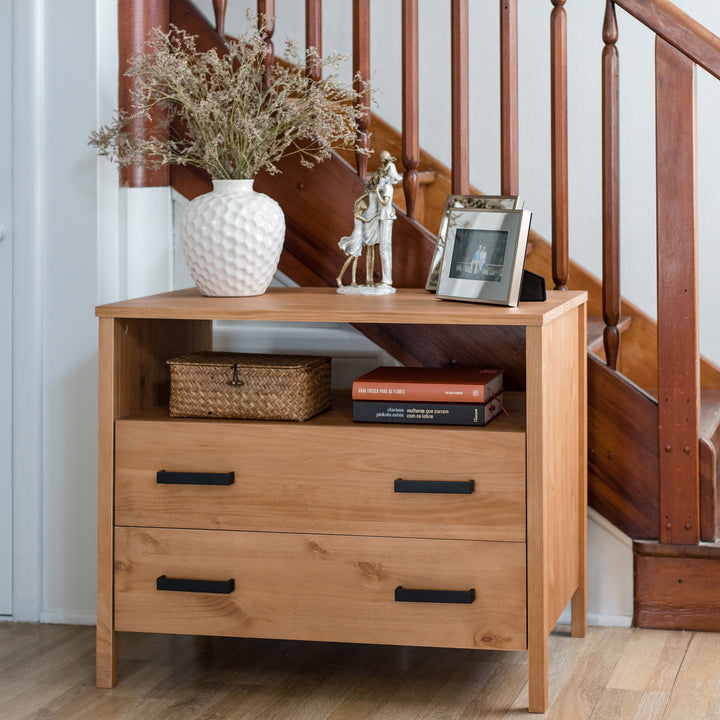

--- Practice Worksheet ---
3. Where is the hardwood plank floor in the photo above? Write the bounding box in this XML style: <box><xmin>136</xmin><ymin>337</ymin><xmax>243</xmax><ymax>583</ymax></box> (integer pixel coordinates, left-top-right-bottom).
<box><xmin>0</xmin><ymin>623</ymin><xmax>717</xmax><ymax>719</ymax></box>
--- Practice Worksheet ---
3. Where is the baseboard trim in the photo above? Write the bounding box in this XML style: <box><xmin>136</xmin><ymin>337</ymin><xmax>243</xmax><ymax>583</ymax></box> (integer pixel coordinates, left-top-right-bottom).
<box><xmin>558</xmin><ymin>609</ymin><xmax>632</xmax><ymax>628</ymax></box>
<box><xmin>40</xmin><ymin>612</ymin><xmax>96</xmax><ymax>626</ymax></box>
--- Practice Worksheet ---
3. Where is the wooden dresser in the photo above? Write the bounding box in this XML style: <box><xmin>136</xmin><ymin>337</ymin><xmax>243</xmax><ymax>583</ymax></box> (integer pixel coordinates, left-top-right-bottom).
<box><xmin>96</xmin><ymin>287</ymin><xmax>587</xmax><ymax>713</ymax></box>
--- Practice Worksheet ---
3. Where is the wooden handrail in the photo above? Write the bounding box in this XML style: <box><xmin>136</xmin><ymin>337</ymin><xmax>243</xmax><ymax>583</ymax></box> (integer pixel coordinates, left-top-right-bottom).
<box><xmin>615</xmin><ymin>0</ymin><xmax>720</xmax><ymax>81</ymax></box>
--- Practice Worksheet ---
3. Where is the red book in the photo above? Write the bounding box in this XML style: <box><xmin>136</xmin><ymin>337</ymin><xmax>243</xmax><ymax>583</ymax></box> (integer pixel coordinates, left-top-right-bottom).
<box><xmin>352</xmin><ymin>366</ymin><xmax>503</xmax><ymax>403</ymax></box>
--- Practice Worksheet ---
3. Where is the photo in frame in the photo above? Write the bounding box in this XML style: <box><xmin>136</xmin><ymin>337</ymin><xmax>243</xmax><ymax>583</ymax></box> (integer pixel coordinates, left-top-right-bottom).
<box><xmin>425</xmin><ymin>195</ymin><xmax>524</xmax><ymax>292</ymax></box>
<box><xmin>435</xmin><ymin>208</ymin><xmax>532</xmax><ymax>307</ymax></box>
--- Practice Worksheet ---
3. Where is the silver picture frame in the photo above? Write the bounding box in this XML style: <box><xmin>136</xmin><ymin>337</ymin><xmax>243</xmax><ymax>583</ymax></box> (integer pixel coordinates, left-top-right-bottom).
<box><xmin>425</xmin><ymin>195</ymin><xmax>524</xmax><ymax>292</ymax></box>
<box><xmin>435</xmin><ymin>208</ymin><xmax>532</xmax><ymax>307</ymax></box>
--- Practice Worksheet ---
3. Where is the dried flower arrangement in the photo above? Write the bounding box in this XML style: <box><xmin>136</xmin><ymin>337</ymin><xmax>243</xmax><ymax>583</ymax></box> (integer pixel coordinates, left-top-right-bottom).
<box><xmin>89</xmin><ymin>22</ymin><xmax>369</xmax><ymax>180</ymax></box>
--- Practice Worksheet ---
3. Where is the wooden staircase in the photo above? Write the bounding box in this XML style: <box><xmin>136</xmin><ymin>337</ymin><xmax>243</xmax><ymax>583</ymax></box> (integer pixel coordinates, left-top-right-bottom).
<box><xmin>119</xmin><ymin>0</ymin><xmax>720</xmax><ymax>631</ymax></box>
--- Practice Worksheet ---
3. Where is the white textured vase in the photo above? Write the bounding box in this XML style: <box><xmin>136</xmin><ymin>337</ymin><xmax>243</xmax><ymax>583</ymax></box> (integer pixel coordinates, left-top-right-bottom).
<box><xmin>181</xmin><ymin>179</ymin><xmax>285</xmax><ymax>297</ymax></box>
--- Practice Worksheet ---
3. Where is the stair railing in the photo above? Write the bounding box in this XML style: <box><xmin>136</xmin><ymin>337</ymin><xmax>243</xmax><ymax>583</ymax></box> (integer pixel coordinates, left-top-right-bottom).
<box><xmin>117</xmin><ymin>0</ymin><xmax>719</xmax><ymax>548</ymax></box>
<box><xmin>117</xmin><ymin>0</ymin><xmax>564</xmax><ymax>267</ymax></box>
<box><xmin>602</xmin><ymin>0</ymin><xmax>720</xmax><ymax>545</ymax></box>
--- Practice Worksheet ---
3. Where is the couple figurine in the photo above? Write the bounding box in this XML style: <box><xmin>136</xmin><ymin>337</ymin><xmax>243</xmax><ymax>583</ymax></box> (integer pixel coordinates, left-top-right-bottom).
<box><xmin>336</xmin><ymin>150</ymin><xmax>403</xmax><ymax>294</ymax></box>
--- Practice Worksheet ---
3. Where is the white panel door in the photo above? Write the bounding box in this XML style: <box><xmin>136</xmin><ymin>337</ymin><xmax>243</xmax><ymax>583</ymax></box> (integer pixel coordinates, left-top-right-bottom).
<box><xmin>0</xmin><ymin>0</ymin><xmax>14</xmax><ymax>615</ymax></box>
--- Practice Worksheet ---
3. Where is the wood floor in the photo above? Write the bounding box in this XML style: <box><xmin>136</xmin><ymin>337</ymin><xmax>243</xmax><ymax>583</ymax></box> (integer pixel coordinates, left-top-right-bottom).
<box><xmin>2</xmin><ymin>623</ymin><xmax>720</xmax><ymax>719</ymax></box>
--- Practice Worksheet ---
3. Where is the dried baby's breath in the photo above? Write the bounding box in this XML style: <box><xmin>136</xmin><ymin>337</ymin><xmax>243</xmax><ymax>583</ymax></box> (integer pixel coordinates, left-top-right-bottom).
<box><xmin>90</xmin><ymin>23</ymin><xmax>370</xmax><ymax>180</ymax></box>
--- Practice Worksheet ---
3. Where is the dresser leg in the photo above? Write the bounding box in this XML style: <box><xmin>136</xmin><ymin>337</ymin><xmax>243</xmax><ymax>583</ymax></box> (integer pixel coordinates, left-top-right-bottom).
<box><xmin>96</xmin><ymin>627</ymin><xmax>118</xmax><ymax>688</ymax></box>
<box><xmin>528</xmin><ymin>631</ymin><xmax>548</xmax><ymax>713</ymax></box>
<box><xmin>571</xmin><ymin>584</ymin><xmax>587</xmax><ymax>638</ymax></box>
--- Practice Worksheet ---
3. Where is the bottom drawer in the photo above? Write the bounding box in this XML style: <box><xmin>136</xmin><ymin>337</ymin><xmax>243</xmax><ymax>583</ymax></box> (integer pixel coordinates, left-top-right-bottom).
<box><xmin>114</xmin><ymin>527</ymin><xmax>526</xmax><ymax>651</ymax></box>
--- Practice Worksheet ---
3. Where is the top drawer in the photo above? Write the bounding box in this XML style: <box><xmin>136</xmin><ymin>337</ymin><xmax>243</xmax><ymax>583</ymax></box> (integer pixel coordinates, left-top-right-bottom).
<box><xmin>115</xmin><ymin>416</ymin><xmax>526</xmax><ymax>541</ymax></box>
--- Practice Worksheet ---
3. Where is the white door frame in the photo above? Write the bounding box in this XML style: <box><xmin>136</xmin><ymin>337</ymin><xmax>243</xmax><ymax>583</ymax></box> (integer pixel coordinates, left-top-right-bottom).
<box><xmin>10</xmin><ymin>0</ymin><xmax>44</xmax><ymax>622</ymax></box>
<box><xmin>0</xmin><ymin>0</ymin><xmax>13</xmax><ymax>616</ymax></box>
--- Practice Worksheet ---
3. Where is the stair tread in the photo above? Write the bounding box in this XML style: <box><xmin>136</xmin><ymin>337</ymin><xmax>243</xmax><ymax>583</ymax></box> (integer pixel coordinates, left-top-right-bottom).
<box><xmin>587</xmin><ymin>315</ymin><xmax>633</xmax><ymax>353</ymax></box>
<box><xmin>635</xmin><ymin>537</ymin><xmax>720</xmax><ymax>557</ymax></box>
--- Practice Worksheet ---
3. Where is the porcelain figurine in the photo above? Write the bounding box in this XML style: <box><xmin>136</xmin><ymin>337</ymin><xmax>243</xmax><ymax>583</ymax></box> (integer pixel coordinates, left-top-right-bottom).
<box><xmin>337</xmin><ymin>151</ymin><xmax>403</xmax><ymax>294</ymax></box>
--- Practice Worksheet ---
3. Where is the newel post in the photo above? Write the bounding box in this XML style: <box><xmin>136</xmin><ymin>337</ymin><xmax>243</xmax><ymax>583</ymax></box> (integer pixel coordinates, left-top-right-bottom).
<box><xmin>118</xmin><ymin>0</ymin><xmax>170</xmax><ymax>187</ymax></box>
<box><xmin>655</xmin><ymin>37</ymin><xmax>700</xmax><ymax>545</ymax></box>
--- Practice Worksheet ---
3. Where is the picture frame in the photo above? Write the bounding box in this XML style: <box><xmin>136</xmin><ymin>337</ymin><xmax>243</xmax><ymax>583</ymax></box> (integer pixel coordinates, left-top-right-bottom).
<box><xmin>435</xmin><ymin>208</ymin><xmax>533</xmax><ymax>307</ymax></box>
<box><xmin>425</xmin><ymin>195</ymin><xmax>524</xmax><ymax>292</ymax></box>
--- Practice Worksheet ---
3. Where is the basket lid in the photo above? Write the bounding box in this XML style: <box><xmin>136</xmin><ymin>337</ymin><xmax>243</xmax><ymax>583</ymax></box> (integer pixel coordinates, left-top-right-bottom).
<box><xmin>166</xmin><ymin>351</ymin><xmax>331</xmax><ymax>370</ymax></box>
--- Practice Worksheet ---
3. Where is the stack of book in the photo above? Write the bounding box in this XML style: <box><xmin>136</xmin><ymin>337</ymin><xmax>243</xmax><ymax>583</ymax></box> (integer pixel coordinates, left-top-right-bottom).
<box><xmin>351</xmin><ymin>366</ymin><xmax>504</xmax><ymax>426</ymax></box>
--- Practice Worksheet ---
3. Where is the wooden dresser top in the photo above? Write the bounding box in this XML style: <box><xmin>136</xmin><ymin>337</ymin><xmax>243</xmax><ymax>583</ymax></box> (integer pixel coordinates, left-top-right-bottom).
<box><xmin>96</xmin><ymin>287</ymin><xmax>587</xmax><ymax>327</ymax></box>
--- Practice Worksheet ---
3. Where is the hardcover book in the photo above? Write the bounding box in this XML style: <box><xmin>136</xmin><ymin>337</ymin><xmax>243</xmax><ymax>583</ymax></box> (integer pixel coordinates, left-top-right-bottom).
<box><xmin>352</xmin><ymin>392</ymin><xmax>505</xmax><ymax>426</ymax></box>
<box><xmin>352</xmin><ymin>366</ymin><xmax>503</xmax><ymax>403</ymax></box>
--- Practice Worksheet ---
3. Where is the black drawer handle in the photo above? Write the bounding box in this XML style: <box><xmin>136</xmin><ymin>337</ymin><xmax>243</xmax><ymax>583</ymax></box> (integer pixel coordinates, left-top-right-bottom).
<box><xmin>394</xmin><ymin>479</ymin><xmax>474</xmax><ymax>494</ymax></box>
<box><xmin>156</xmin><ymin>470</ymin><xmax>234</xmax><ymax>486</ymax></box>
<box><xmin>156</xmin><ymin>575</ymin><xmax>235</xmax><ymax>594</ymax></box>
<box><xmin>394</xmin><ymin>586</ymin><xmax>475</xmax><ymax>604</ymax></box>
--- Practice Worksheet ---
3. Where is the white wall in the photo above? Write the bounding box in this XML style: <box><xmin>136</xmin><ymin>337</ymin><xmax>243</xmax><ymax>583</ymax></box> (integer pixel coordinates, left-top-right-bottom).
<box><xmin>38</xmin><ymin>0</ymin><xmax>99</xmax><ymax>624</ymax></box>
<box><xmin>10</xmin><ymin>0</ymin><xmax>720</xmax><ymax>626</ymax></box>
<box><xmin>7</xmin><ymin>0</ymin><xmax>100</xmax><ymax>624</ymax></box>
<box><xmin>0</xmin><ymin>0</ymin><xmax>14</xmax><ymax>617</ymax></box>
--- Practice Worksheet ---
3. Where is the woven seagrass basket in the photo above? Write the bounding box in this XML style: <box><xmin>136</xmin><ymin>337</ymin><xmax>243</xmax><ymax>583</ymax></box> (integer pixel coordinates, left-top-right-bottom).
<box><xmin>167</xmin><ymin>352</ymin><xmax>332</xmax><ymax>421</ymax></box>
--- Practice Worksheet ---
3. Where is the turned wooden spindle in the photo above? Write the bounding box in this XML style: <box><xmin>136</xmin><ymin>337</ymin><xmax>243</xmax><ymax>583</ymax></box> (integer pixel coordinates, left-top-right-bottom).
<box><xmin>451</xmin><ymin>0</ymin><xmax>470</xmax><ymax>196</ymax></box>
<box><xmin>402</xmin><ymin>0</ymin><xmax>419</xmax><ymax>219</ymax></box>
<box><xmin>550</xmin><ymin>0</ymin><xmax>569</xmax><ymax>290</ymax></box>
<box><xmin>500</xmin><ymin>0</ymin><xmax>519</xmax><ymax>196</ymax></box>
<box><xmin>353</xmin><ymin>0</ymin><xmax>370</xmax><ymax>178</ymax></box>
<box><xmin>305</xmin><ymin>0</ymin><xmax>322</xmax><ymax>81</ymax></box>
<box><xmin>211</xmin><ymin>0</ymin><xmax>227</xmax><ymax>39</ymax></box>
<box><xmin>602</xmin><ymin>1</ymin><xmax>621</xmax><ymax>369</ymax></box>
<box><xmin>257</xmin><ymin>0</ymin><xmax>276</xmax><ymax>89</ymax></box>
